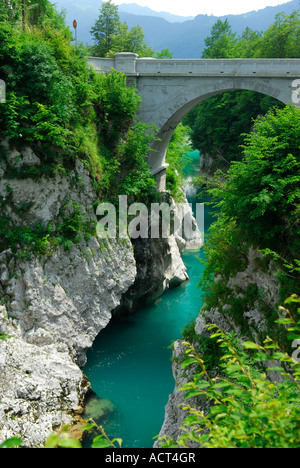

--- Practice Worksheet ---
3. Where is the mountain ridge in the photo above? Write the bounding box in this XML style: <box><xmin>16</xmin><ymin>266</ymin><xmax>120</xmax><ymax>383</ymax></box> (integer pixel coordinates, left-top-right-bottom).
<box><xmin>53</xmin><ymin>0</ymin><xmax>299</xmax><ymax>57</ymax></box>
<box><xmin>118</xmin><ymin>2</ymin><xmax>194</xmax><ymax>22</ymax></box>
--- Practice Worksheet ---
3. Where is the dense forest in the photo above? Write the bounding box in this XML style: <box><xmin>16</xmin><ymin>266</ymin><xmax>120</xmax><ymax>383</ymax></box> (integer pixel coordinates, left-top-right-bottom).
<box><xmin>0</xmin><ymin>0</ymin><xmax>300</xmax><ymax>449</ymax></box>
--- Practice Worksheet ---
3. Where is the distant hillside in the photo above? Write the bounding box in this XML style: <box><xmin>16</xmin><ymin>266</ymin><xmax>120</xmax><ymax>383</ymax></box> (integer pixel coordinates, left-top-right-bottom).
<box><xmin>118</xmin><ymin>3</ymin><xmax>194</xmax><ymax>23</ymax></box>
<box><xmin>54</xmin><ymin>0</ymin><xmax>299</xmax><ymax>57</ymax></box>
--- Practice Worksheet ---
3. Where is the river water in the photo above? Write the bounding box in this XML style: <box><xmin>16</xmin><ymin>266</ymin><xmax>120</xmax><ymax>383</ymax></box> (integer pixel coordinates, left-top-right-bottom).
<box><xmin>83</xmin><ymin>150</ymin><xmax>212</xmax><ymax>448</ymax></box>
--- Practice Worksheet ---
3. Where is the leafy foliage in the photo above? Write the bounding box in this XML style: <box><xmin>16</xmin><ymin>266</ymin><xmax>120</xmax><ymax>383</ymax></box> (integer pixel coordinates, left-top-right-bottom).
<box><xmin>196</xmin><ymin>105</ymin><xmax>300</xmax><ymax>338</ymax></box>
<box><xmin>90</xmin><ymin>0</ymin><xmax>122</xmax><ymax>57</ymax></box>
<box><xmin>202</xmin><ymin>12</ymin><xmax>300</xmax><ymax>60</ymax></box>
<box><xmin>184</xmin><ymin>91</ymin><xmax>282</xmax><ymax>171</ymax></box>
<box><xmin>0</xmin><ymin>0</ymin><xmax>67</xmax><ymax>29</ymax></box>
<box><xmin>251</xmin><ymin>11</ymin><xmax>300</xmax><ymax>58</ymax></box>
<box><xmin>44</xmin><ymin>419</ymin><xmax>122</xmax><ymax>449</ymax></box>
<box><xmin>90</xmin><ymin>0</ymin><xmax>156</xmax><ymax>58</ymax></box>
<box><xmin>0</xmin><ymin>7</ymin><xmax>157</xmax><ymax>200</ymax></box>
<box><xmin>158</xmin><ymin>296</ymin><xmax>300</xmax><ymax>449</ymax></box>
<box><xmin>0</xmin><ymin>437</ymin><xmax>23</xmax><ymax>448</ymax></box>
<box><xmin>218</xmin><ymin>106</ymin><xmax>300</xmax><ymax>253</ymax></box>
<box><xmin>0</xmin><ymin>20</ymin><xmax>92</xmax><ymax>151</ymax></box>
<box><xmin>202</xmin><ymin>19</ymin><xmax>237</xmax><ymax>59</ymax></box>
<box><xmin>165</xmin><ymin>123</ymin><xmax>192</xmax><ymax>201</ymax></box>
<box><xmin>0</xmin><ymin>192</ymin><xmax>97</xmax><ymax>258</ymax></box>
<box><xmin>0</xmin><ymin>0</ymin><xmax>21</xmax><ymax>23</ymax></box>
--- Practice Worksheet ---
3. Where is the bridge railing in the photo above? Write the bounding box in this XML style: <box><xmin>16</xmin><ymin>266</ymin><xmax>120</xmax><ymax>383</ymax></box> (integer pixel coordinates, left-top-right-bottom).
<box><xmin>88</xmin><ymin>53</ymin><xmax>300</xmax><ymax>78</ymax></box>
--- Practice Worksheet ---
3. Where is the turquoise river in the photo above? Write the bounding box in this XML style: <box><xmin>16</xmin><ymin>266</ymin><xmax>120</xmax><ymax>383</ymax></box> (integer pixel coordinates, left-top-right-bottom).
<box><xmin>83</xmin><ymin>151</ymin><xmax>213</xmax><ymax>448</ymax></box>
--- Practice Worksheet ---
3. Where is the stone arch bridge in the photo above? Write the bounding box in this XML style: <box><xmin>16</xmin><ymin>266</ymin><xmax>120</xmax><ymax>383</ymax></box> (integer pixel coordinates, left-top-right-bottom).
<box><xmin>88</xmin><ymin>53</ymin><xmax>300</xmax><ymax>190</ymax></box>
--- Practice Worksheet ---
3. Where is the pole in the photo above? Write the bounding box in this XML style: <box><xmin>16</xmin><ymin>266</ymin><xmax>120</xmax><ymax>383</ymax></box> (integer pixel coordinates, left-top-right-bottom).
<box><xmin>73</xmin><ymin>20</ymin><xmax>78</xmax><ymax>46</ymax></box>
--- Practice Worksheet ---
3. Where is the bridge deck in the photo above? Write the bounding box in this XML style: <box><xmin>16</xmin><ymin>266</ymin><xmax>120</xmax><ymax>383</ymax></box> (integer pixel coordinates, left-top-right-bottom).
<box><xmin>89</xmin><ymin>55</ymin><xmax>300</xmax><ymax>78</ymax></box>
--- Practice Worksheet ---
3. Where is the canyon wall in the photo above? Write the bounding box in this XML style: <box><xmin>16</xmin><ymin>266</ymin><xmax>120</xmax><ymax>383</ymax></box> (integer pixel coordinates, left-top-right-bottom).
<box><xmin>0</xmin><ymin>141</ymin><xmax>199</xmax><ymax>447</ymax></box>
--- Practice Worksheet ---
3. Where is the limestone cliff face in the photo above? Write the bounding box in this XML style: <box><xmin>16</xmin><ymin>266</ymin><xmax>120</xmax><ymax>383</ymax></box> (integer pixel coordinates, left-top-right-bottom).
<box><xmin>113</xmin><ymin>194</ymin><xmax>203</xmax><ymax>316</ymax></box>
<box><xmin>0</xmin><ymin>308</ymin><xmax>91</xmax><ymax>448</ymax></box>
<box><xmin>0</xmin><ymin>141</ymin><xmax>196</xmax><ymax>447</ymax></box>
<box><xmin>0</xmin><ymin>142</ymin><xmax>138</xmax><ymax>447</ymax></box>
<box><xmin>0</xmin><ymin>142</ymin><xmax>137</xmax><ymax>366</ymax></box>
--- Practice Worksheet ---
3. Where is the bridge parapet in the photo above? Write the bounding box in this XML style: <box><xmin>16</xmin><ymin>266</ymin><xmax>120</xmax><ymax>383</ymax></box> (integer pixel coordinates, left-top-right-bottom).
<box><xmin>89</xmin><ymin>53</ymin><xmax>138</xmax><ymax>75</ymax></box>
<box><xmin>89</xmin><ymin>53</ymin><xmax>300</xmax><ymax>78</ymax></box>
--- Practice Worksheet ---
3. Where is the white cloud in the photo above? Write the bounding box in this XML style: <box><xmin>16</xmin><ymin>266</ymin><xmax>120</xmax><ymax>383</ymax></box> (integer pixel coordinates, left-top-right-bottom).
<box><xmin>114</xmin><ymin>0</ymin><xmax>291</xmax><ymax>17</ymax></box>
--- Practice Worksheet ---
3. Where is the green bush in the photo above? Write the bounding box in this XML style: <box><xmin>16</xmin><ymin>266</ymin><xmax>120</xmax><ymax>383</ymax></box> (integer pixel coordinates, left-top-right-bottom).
<box><xmin>0</xmin><ymin>192</ymin><xmax>96</xmax><ymax>258</ymax></box>
<box><xmin>158</xmin><ymin>295</ymin><xmax>300</xmax><ymax>449</ymax></box>
<box><xmin>94</xmin><ymin>69</ymin><xmax>142</xmax><ymax>145</ymax></box>
<box><xmin>0</xmin><ymin>14</ymin><xmax>156</xmax><ymax>203</ymax></box>
<box><xmin>220</xmin><ymin>106</ymin><xmax>300</xmax><ymax>252</ymax></box>
<box><xmin>0</xmin><ymin>22</ymin><xmax>91</xmax><ymax>151</ymax></box>
<box><xmin>165</xmin><ymin>123</ymin><xmax>192</xmax><ymax>201</ymax></box>
<box><xmin>198</xmin><ymin>105</ymin><xmax>300</xmax><ymax>333</ymax></box>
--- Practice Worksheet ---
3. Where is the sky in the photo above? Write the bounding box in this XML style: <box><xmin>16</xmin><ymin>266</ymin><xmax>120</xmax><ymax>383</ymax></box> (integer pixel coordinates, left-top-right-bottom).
<box><xmin>113</xmin><ymin>0</ymin><xmax>292</xmax><ymax>17</ymax></box>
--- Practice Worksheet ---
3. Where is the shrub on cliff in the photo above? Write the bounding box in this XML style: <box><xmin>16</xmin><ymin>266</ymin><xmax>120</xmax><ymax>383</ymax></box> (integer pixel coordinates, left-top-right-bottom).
<box><xmin>198</xmin><ymin>105</ymin><xmax>300</xmax><ymax>331</ymax></box>
<box><xmin>0</xmin><ymin>3</ymin><xmax>157</xmax><ymax>202</ymax></box>
<box><xmin>158</xmin><ymin>295</ymin><xmax>300</xmax><ymax>449</ymax></box>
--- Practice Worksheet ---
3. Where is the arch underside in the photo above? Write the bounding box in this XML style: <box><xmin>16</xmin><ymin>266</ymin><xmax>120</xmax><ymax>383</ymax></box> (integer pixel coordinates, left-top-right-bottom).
<box><xmin>140</xmin><ymin>76</ymin><xmax>293</xmax><ymax>182</ymax></box>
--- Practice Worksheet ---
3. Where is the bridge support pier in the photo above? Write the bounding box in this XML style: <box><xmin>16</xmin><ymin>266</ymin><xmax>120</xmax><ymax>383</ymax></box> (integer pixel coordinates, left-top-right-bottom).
<box><xmin>151</xmin><ymin>166</ymin><xmax>167</xmax><ymax>191</ymax></box>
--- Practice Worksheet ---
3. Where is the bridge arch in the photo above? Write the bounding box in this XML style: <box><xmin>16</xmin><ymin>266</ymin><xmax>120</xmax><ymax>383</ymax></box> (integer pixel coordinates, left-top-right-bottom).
<box><xmin>88</xmin><ymin>54</ymin><xmax>300</xmax><ymax>190</ymax></box>
<box><xmin>145</xmin><ymin>78</ymin><xmax>292</xmax><ymax>189</ymax></box>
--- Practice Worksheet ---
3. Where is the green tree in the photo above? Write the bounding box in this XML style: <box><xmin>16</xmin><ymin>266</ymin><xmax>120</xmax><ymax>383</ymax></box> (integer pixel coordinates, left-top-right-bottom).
<box><xmin>155</xmin><ymin>48</ymin><xmax>173</xmax><ymax>59</ymax></box>
<box><xmin>253</xmin><ymin>11</ymin><xmax>300</xmax><ymax>58</ymax></box>
<box><xmin>195</xmin><ymin>105</ymin><xmax>300</xmax><ymax>327</ymax></box>
<box><xmin>90</xmin><ymin>0</ymin><xmax>159</xmax><ymax>58</ymax></box>
<box><xmin>184</xmin><ymin>12</ymin><xmax>299</xmax><ymax>169</ymax></box>
<box><xmin>184</xmin><ymin>91</ymin><xmax>282</xmax><ymax>171</ymax></box>
<box><xmin>0</xmin><ymin>3</ymin><xmax>158</xmax><ymax>258</ymax></box>
<box><xmin>0</xmin><ymin>0</ymin><xmax>67</xmax><ymax>29</ymax></box>
<box><xmin>235</xmin><ymin>27</ymin><xmax>262</xmax><ymax>57</ymax></box>
<box><xmin>90</xmin><ymin>0</ymin><xmax>121</xmax><ymax>57</ymax></box>
<box><xmin>107</xmin><ymin>23</ymin><xmax>155</xmax><ymax>57</ymax></box>
<box><xmin>26</xmin><ymin>0</ymin><xmax>66</xmax><ymax>29</ymax></box>
<box><xmin>202</xmin><ymin>19</ymin><xmax>237</xmax><ymax>58</ymax></box>
<box><xmin>216</xmin><ymin>105</ymin><xmax>300</xmax><ymax>253</ymax></box>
